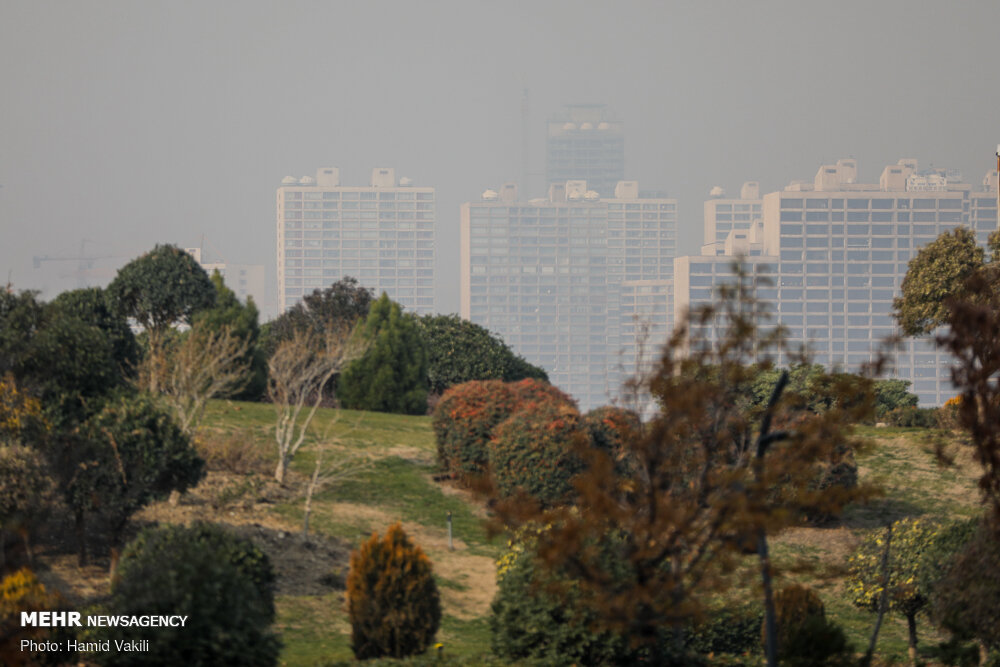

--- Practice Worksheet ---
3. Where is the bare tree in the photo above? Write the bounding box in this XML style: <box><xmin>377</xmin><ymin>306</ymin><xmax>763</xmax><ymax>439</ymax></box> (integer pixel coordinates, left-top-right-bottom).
<box><xmin>142</xmin><ymin>323</ymin><xmax>252</xmax><ymax>435</ymax></box>
<box><xmin>268</xmin><ymin>327</ymin><xmax>366</xmax><ymax>484</ymax></box>
<box><xmin>302</xmin><ymin>424</ymin><xmax>373</xmax><ymax>539</ymax></box>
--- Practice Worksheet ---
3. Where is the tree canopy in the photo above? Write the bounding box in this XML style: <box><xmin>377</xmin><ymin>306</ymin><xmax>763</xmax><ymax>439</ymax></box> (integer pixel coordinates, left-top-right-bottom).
<box><xmin>193</xmin><ymin>271</ymin><xmax>266</xmax><ymax>400</ymax></box>
<box><xmin>893</xmin><ymin>227</ymin><xmax>988</xmax><ymax>336</ymax></box>
<box><xmin>417</xmin><ymin>314</ymin><xmax>547</xmax><ymax>395</ymax></box>
<box><xmin>264</xmin><ymin>276</ymin><xmax>373</xmax><ymax>355</ymax></box>
<box><xmin>107</xmin><ymin>244</ymin><xmax>216</xmax><ymax>334</ymax></box>
<box><xmin>338</xmin><ymin>294</ymin><xmax>429</xmax><ymax>415</ymax></box>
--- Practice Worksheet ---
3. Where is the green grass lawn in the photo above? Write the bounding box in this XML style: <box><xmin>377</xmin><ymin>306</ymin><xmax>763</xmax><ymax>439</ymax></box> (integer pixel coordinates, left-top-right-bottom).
<box><xmin>198</xmin><ymin>402</ymin><xmax>984</xmax><ymax>666</ymax></box>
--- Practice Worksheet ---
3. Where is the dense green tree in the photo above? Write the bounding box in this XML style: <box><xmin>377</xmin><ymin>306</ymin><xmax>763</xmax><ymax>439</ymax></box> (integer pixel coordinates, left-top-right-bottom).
<box><xmin>63</xmin><ymin>393</ymin><xmax>204</xmax><ymax>568</ymax></box>
<box><xmin>873</xmin><ymin>379</ymin><xmax>919</xmax><ymax>420</ymax></box>
<box><xmin>893</xmin><ymin>227</ymin><xmax>989</xmax><ymax>336</ymax></box>
<box><xmin>503</xmin><ymin>351</ymin><xmax>548</xmax><ymax>383</ymax></box>
<box><xmin>1</xmin><ymin>290</ymin><xmax>122</xmax><ymax>425</ymax></box>
<box><xmin>50</xmin><ymin>287</ymin><xmax>139</xmax><ymax>377</ymax></box>
<box><xmin>106</xmin><ymin>245</ymin><xmax>215</xmax><ymax>391</ymax></box>
<box><xmin>91</xmin><ymin>522</ymin><xmax>280</xmax><ymax>667</ymax></box>
<box><xmin>192</xmin><ymin>272</ymin><xmax>267</xmax><ymax>400</ymax></box>
<box><xmin>416</xmin><ymin>314</ymin><xmax>547</xmax><ymax>395</ymax></box>
<box><xmin>262</xmin><ymin>276</ymin><xmax>373</xmax><ymax>356</ymax></box>
<box><xmin>338</xmin><ymin>294</ymin><xmax>428</xmax><ymax>414</ymax></box>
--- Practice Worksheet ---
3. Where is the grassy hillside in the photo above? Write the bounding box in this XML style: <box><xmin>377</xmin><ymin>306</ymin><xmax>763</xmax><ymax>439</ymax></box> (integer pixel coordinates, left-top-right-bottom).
<box><xmin>198</xmin><ymin>400</ymin><xmax>499</xmax><ymax>665</ymax></box>
<box><xmin>184</xmin><ymin>402</ymin><xmax>983</xmax><ymax>665</ymax></box>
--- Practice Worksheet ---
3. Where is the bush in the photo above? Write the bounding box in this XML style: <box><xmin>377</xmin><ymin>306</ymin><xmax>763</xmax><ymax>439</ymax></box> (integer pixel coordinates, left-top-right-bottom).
<box><xmin>347</xmin><ymin>522</ymin><xmax>441</xmax><ymax>659</ymax></box>
<box><xmin>884</xmin><ymin>405</ymin><xmax>938</xmax><ymax>428</ymax></box>
<box><xmin>88</xmin><ymin>522</ymin><xmax>280</xmax><ymax>666</ymax></box>
<box><xmin>584</xmin><ymin>406</ymin><xmax>641</xmax><ymax>475</ymax></box>
<box><xmin>489</xmin><ymin>401</ymin><xmax>587</xmax><ymax>507</ymax></box>
<box><xmin>0</xmin><ymin>568</ymin><xmax>70</xmax><ymax>667</ymax></box>
<box><xmin>685</xmin><ymin>602</ymin><xmax>762</xmax><ymax>656</ymax></box>
<box><xmin>931</xmin><ymin>521</ymin><xmax>1000</xmax><ymax>651</ymax></box>
<box><xmin>508</xmin><ymin>377</ymin><xmax>577</xmax><ymax>410</ymax></box>
<box><xmin>490</xmin><ymin>531</ymin><xmax>633</xmax><ymax>666</ymax></box>
<box><xmin>432</xmin><ymin>379</ymin><xmax>577</xmax><ymax>483</ymax></box>
<box><xmin>767</xmin><ymin>584</ymin><xmax>852</xmax><ymax>666</ymax></box>
<box><xmin>195</xmin><ymin>430</ymin><xmax>269</xmax><ymax>475</ymax></box>
<box><xmin>432</xmin><ymin>380</ymin><xmax>519</xmax><ymax>479</ymax></box>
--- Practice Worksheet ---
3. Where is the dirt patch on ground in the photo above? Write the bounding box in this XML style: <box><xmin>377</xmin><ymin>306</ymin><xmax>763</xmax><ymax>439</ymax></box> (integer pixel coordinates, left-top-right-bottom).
<box><xmin>398</xmin><ymin>522</ymin><xmax>497</xmax><ymax>620</ymax></box>
<box><xmin>229</xmin><ymin>523</ymin><xmax>350</xmax><ymax>596</ymax></box>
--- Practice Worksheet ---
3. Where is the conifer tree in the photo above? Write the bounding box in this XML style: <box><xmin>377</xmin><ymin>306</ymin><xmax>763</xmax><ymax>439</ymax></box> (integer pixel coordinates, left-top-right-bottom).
<box><xmin>338</xmin><ymin>294</ymin><xmax>428</xmax><ymax>415</ymax></box>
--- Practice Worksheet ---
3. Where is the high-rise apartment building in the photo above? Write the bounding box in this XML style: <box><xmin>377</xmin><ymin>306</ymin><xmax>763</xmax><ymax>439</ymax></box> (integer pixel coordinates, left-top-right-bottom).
<box><xmin>546</xmin><ymin>105</ymin><xmax>624</xmax><ymax>199</ymax></box>
<box><xmin>460</xmin><ymin>180</ymin><xmax>676</xmax><ymax>409</ymax></box>
<box><xmin>703</xmin><ymin>181</ymin><xmax>762</xmax><ymax>250</ymax></box>
<box><xmin>276</xmin><ymin>168</ymin><xmax>435</xmax><ymax>314</ymax></box>
<box><xmin>675</xmin><ymin>159</ymin><xmax>1000</xmax><ymax>406</ymax></box>
<box><xmin>184</xmin><ymin>247</ymin><xmax>271</xmax><ymax>317</ymax></box>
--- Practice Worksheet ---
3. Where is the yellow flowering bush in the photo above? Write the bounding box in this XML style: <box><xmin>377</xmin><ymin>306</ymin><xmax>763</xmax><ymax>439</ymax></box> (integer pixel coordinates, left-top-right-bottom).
<box><xmin>0</xmin><ymin>374</ymin><xmax>45</xmax><ymax>440</ymax></box>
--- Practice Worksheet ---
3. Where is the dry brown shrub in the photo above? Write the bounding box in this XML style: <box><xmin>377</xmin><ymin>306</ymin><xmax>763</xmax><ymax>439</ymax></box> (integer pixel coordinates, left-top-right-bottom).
<box><xmin>196</xmin><ymin>430</ymin><xmax>270</xmax><ymax>476</ymax></box>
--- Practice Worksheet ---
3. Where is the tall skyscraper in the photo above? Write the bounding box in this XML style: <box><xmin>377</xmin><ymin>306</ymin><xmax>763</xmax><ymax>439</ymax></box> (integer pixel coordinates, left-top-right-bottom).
<box><xmin>276</xmin><ymin>168</ymin><xmax>435</xmax><ymax>314</ymax></box>
<box><xmin>675</xmin><ymin>159</ymin><xmax>1000</xmax><ymax>406</ymax></box>
<box><xmin>546</xmin><ymin>105</ymin><xmax>624</xmax><ymax>199</ymax></box>
<box><xmin>460</xmin><ymin>180</ymin><xmax>676</xmax><ymax>409</ymax></box>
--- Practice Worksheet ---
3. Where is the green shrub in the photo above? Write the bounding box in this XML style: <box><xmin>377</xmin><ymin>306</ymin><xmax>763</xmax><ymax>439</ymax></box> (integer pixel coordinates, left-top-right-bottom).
<box><xmin>489</xmin><ymin>401</ymin><xmax>586</xmax><ymax>506</ymax></box>
<box><xmin>490</xmin><ymin>530</ymin><xmax>633</xmax><ymax>666</ymax></box>
<box><xmin>931</xmin><ymin>521</ymin><xmax>1000</xmax><ymax>651</ymax></box>
<box><xmin>432</xmin><ymin>380</ymin><xmax>518</xmax><ymax>479</ymax></box>
<box><xmin>89</xmin><ymin>522</ymin><xmax>280</xmax><ymax>666</ymax></box>
<box><xmin>685</xmin><ymin>602</ymin><xmax>762</xmax><ymax>657</ymax></box>
<box><xmin>884</xmin><ymin>405</ymin><xmax>938</xmax><ymax>428</ymax></box>
<box><xmin>347</xmin><ymin>522</ymin><xmax>441</xmax><ymax>659</ymax></box>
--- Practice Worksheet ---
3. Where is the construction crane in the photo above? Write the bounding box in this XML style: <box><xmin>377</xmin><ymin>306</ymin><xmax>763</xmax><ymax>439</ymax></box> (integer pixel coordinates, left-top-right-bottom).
<box><xmin>32</xmin><ymin>239</ymin><xmax>120</xmax><ymax>289</ymax></box>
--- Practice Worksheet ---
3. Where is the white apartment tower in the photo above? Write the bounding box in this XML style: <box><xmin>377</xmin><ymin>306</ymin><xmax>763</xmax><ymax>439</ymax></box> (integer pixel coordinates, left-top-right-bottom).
<box><xmin>276</xmin><ymin>168</ymin><xmax>435</xmax><ymax>314</ymax></box>
<box><xmin>460</xmin><ymin>180</ymin><xmax>677</xmax><ymax>410</ymax></box>
<box><xmin>675</xmin><ymin>159</ymin><xmax>1000</xmax><ymax>406</ymax></box>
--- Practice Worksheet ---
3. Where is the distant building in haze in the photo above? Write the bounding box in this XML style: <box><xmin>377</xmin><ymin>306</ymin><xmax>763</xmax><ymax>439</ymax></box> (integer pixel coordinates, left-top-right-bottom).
<box><xmin>276</xmin><ymin>168</ymin><xmax>435</xmax><ymax>314</ymax></box>
<box><xmin>702</xmin><ymin>181</ymin><xmax>763</xmax><ymax>250</ymax></box>
<box><xmin>185</xmin><ymin>246</ymin><xmax>268</xmax><ymax>315</ymax></box>
<box><xmin>546</xmin><ymin>105</ymin><xmax>624</xmax><ymax>199</ymax></box>
<box><xmin>674</xmin><ymin>158</ymin><xmax>1000</xmax><ymax>406</ymax></box>
<box><xmin>460</xmin><ymin>179</ymin><xmax>676</xmax><ymax>410</ymax></box>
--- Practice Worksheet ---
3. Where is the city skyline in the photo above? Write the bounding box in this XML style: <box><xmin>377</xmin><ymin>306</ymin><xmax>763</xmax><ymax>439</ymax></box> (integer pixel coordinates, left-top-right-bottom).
<box><xmin>5</xmin><ymin>2</ymin><xmax>1000</xmax><ymax>316</ymax></box>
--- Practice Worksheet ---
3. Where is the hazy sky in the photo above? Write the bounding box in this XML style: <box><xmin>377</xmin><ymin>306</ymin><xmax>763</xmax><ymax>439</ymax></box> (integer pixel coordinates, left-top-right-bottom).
<box><xmin>3</xmin><ymin>1</ymin><xmax>999</xmax><ymax>317</ymax></box>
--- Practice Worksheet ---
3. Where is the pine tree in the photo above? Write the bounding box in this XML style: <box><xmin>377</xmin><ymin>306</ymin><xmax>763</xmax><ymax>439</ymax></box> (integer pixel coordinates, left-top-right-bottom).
<box><xmin>338</xmin><ymin>294</ymin><xmax>428</xmax><ymax>414</ymax></box>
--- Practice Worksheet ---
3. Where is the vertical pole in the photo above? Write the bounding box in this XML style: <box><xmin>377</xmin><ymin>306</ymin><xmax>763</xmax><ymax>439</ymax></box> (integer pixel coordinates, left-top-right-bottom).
<box><xmin>447</xmin><ymin>511</ymin><xmax>453</xmax><ymax>551</ymax></box>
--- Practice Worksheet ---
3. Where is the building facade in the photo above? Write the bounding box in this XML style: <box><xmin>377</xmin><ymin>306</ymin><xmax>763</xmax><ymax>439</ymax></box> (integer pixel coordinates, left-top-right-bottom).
<box><xmin>675</xmin><ymin>159</ymin><xmax>1000</xmax><ymax>406</ymax></box>
<box><xmin>185</xmin><ymin>247</ymin><xmax>270</xmax><ymax>316</ymax></box>
<box><xmin>276</xmin><ymin>168</ymin><xmax>435</xmax><ymax>314</ymax></box>
<box><xmin>460</xmin><ymin>180</ymin><xmax>676</xmax><ymax>410</ymax></box>
<box><xmin>546</xmin><ymin>105</ymin><xmax>625</xmax><ymax>199</ymax></box>
<box><xmin>703</xmin><ymin>181</ymin><xmax>762</xmax><ymax>250</ymax></box>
